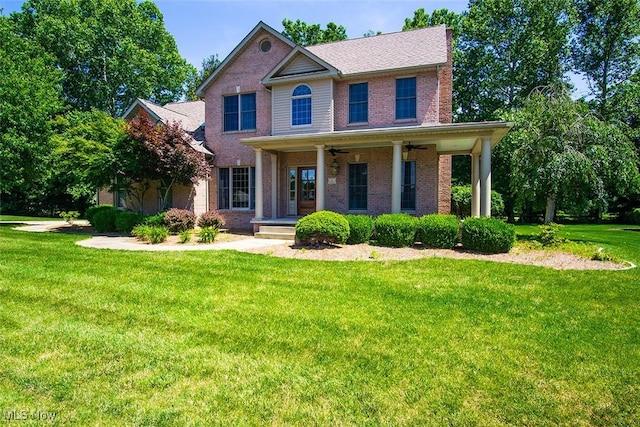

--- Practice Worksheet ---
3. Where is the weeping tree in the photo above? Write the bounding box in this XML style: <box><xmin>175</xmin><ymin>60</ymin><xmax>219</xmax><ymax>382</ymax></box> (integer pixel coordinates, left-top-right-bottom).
<box><xmin>506</xmin><ymin>85</ymin><xmax>639</xmax><ymax>223</ymax></box>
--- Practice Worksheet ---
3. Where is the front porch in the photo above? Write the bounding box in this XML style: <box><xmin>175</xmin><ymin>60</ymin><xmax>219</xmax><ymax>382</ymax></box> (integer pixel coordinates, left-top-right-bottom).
<box><xmin>242</xmin><ymin>121</ymin><xmax>513</xmax><ymax>227</ymax></box>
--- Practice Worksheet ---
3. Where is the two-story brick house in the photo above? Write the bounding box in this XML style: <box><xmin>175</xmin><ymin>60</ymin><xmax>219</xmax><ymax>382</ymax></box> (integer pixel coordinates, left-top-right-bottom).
<box><xmin>196</xmin><ymin>22</ymin><xmax>511</xmax><ymax>231</ymax></box>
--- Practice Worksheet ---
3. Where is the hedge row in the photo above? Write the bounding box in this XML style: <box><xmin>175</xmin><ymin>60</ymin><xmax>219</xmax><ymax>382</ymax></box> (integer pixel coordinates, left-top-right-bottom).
<box><xmin>295</xmin><ymin>211</ymin><xmax>515</xmax><ymax>254</ymax></box>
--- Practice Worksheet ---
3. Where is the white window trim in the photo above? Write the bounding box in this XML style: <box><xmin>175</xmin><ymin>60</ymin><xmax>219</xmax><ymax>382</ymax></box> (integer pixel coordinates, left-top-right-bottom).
<box><xmin>219</xmin><ymin>167</ymin><xmax>255</xmax><ymax>211</ymax></box>
<box><xmin>223</xmin><ymin>93</ymin><xmax>256</xmax><ymax>133</ymax></box>
<box><xmin>291</xmin><ymin>84</ymin><xmax>312</xmax><ymax>127</ymax></box>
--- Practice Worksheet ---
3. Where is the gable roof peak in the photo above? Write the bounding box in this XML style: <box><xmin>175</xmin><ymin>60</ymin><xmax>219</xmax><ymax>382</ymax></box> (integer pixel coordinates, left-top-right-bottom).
<box><xmin>195</xmin><ymin>21</ymin><xmax>295</xmax><ymax>96</ymax></box>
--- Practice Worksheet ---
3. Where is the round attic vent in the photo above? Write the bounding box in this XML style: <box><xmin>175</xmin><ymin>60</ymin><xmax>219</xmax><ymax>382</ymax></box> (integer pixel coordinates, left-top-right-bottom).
<box><xmin>259</xmin><ymin>39</ymin><xmax>272</xmax><ymax>53</ymax></box>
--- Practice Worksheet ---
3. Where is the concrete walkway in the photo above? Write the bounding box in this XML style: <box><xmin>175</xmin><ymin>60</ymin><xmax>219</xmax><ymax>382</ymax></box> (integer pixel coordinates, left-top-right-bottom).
<box><xmin>5</xmin><ymin>221</ymin><xmax>290</xmax><ymax>252</ymax></box>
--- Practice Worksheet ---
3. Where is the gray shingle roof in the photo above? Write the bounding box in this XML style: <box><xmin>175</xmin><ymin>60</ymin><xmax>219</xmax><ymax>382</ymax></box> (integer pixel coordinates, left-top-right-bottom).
<box><xmin>124</xmin><ymin>98</ymin><xmax>211</xmax><ymax>155</ymax></box>
<box><xmin>306</xmin><ymin>25</ymin><xmax>448</xmax><ymax>76</ymax></box>
<box><xmin>137</xmin><ymin>99</ymin><xmax>205</xmax><ymax>133</ymax></box>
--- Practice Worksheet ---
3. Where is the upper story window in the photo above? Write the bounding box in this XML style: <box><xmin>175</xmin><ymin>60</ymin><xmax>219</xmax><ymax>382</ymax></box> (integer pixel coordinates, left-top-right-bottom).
<box><xmin>396</xmin><ymin>77</ymin><xmax>417</xmax><ymax>120</ymax></box>
<box><xmin>349</xmin><ymin>82</ymin><xmax>368</xmax><ymax>124</ymax></box>
<box><xmin>291</xmin><ymin>84</ymin><xmax>312</xmax><ymax>126</ymax></box>
<box><xmin>223</xmin><ymin>93</ymin><xmax>256</xmax><ymax>132</ymax></box>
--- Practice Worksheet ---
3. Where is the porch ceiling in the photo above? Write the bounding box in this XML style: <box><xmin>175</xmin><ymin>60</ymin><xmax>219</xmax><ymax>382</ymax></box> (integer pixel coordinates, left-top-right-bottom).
<box><xmin>241</xmin><ymin>121</ymin><xmax>513</xmax><ymax>154</ymax></box>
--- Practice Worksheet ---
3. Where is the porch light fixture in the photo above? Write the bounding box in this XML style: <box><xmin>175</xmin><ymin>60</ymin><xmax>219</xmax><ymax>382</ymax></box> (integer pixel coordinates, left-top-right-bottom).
<box><xmin>330</xmin><ymin>158</ymin><xmax>339</xmax><ymax>176</ymax></box>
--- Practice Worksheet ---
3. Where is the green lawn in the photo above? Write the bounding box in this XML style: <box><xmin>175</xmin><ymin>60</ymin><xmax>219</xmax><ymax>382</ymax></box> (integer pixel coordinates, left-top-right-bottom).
<box><xmin>0</xmin><ymin>215</ymin><xmax>61</xmax><ymax>222</ymax></box>
<box><xmin>0</xmin><ymin>224</ymin><xmax>638</xmax><ymax>425</ymax></box>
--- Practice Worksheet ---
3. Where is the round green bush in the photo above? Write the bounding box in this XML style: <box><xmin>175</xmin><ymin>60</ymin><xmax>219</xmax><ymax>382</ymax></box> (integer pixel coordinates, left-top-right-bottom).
<box><xmin>374</xmin><ymin>213</ymin><xmax>419</xmax><ymax>248</ymax></box>
<box><xmin>197</xmin><ymin>210</ymin><xmax>225</xmax><ymax>229</ymax></box>
<box><xmin>163</xmin><ymin>208</ymin><xmax>196</xmax><ymax>234</ymax></box>
<box><xmin>114</xmin><ymin>211</ymin><xmax>144</xmax><ymax>234</ymax></box>
<box><xmin>85</xmin><ymin>204</ymin><xmax>116</xmax><ymax>225</ymax></box>
<box><xmin>417</xmin><ymin>214</ymin><xmax>460</xmax><ymax>249</ymax></box>
<box><xmin>92</xmin><ymin>207</ymin><xmax>118</xmax><ymax>233</ymax></box>
<box><xmin>461</xmin><ymin>217</ymin><xmax>515</xmax><ymax>254</ymax></box>
<box><xmin>295</xmin><ymin>211</ymin><xmax>350</xmax><ymax>245</ymax></box>
<box><xmin>345</xmin><ymin>214</ymin><xmax>374</xmax><ymax>244</ymax></box>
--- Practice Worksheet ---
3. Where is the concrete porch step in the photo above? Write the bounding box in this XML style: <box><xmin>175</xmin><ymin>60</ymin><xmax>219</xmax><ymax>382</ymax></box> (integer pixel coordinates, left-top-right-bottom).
<box><xmin>254</xmin><ymin>225</ymin><xmax>296</xmax><ymax>240</ymax></box>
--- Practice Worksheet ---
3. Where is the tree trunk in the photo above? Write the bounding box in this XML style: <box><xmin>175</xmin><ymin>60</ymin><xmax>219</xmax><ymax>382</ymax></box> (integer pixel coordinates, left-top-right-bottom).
<box><xmin>545</xmin><ymin>195</ymin><xmax>557</xmax><ymax>224</ymax></box>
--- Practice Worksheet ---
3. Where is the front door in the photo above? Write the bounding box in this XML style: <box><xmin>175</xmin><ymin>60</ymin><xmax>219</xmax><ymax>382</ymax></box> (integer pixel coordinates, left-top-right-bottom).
<box><xmin>297</xmin><ymin>167</ymin><xmax>316</xmax><ymax>215</ymax></box>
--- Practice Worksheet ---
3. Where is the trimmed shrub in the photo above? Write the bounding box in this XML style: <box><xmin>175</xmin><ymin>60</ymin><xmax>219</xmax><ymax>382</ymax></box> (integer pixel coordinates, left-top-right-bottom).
<box><xmin>461</xmin><ymin>217</ymin><xmax>515</xmax><ymax>254</ymax></box>
<box><xmin>417</xmin><ymin>214</ymin><xmax>460</xmax><ymax>249</ymax></box>
<box><xmin>295</xmin><ymin>210</ymin><xmax>350</xmax><ymax>245</ymax></box>
<box><xmin>163</xmin><ymin>208</ymin><xmax>196</xmax><ymax>234</ymax></box>
<box><xmin>92</xmin><ymin>207</ymin><xmax>118</xmax><ymax>233</ymax></box>
<box><xmin>374</xmin><ymin>213</ymin><xmax>419</xmax><ymax>248</ymax></box>
<box><xmin>144</xmin><ymin>212</ymin><xmax>166</xmax><ymax>227</ymax></box>
<box><xmin>86</xmin><ymin>204</ymin><xmax>115</xmax><ymax>225</ymax></box>
<box><xmin>197</xmin><ymin>210</ymin><xmax>225</xmax><ymax>229</ymax></box>
<box><xmin>115</xmin><ymin>211</ymin><xmax>144</xmax><ymax>234</ymax></box>
<box><xmin>198</xmin><ymin>227</ymin><xmax>218</xmax><ymax>243</ymax></box>
<box><xmin>633</xmin><ymin>208</ymin><xmax>640</xmax><ymax>225</ymax></box>
<box><xmin>451</xmin><ymin>185</ymin><xmax>505</xmax><ymax>218</ymax></box>
<box><xmin>345</xmin><ymin>214</ymin><xmax>374</xmax><ymax>244</ymax></box>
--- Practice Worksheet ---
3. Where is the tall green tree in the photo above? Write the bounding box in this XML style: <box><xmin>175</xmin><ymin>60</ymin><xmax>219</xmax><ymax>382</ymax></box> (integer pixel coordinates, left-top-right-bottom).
<box><xmin>0</xmin><ymin>16</ymin><xmax>63</xmax><ymax>212</ymax></box>
<box><xmin>609</xmin><ymin>71</ymin><xmax>640</xmax><ymax>151</ymax></box>
<box><xmin>506</xmin><ymin>85</ymin><xmax>639</xmax><ymax>223</ymax></box>
<box><xmin>50</xmin><ymin>110</ymin><xmax>127</xmax><ymax>209</ymax></box>
<box><xmin>186</xmin><ymin>54</ymin><xmax>221</xmax><ymax>100</ymax></box>
<box><xmin>572</xmin><ymin>0</ymin><xmax>640</xmax><ymax>120</ymax></box>
<box><xmin>403</xmin><ymin>7</ymin><xmax>463</xmax><ymax>43</ymax></box>
<box><xmin>12</xmin><ymin>0</ymin><xmax>197</xmax><ymax>117</ymax></box>
<box><xmin>457</xmin><ymin>0</ymin><xmax>573</xmax><ymax>122</ymax></box>
<box><xmin>281</xmin><ymin>19</ymin><xmax>347</xmax><ymax>46</ymax></box>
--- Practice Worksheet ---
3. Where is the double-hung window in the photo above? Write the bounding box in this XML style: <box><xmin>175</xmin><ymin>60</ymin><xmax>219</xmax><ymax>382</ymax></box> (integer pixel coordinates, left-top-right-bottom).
<box><xmin>396</xmin><ymin>77</ymin><xmax>417</xmax><ymax>120</ymax></box>
<box><xmin>291</xmin><ymin>84</ymin><xmax>312</xmax><ymax>126</ymax></box>
<box><xmin>401</xmin><ymin>161</ymin><xmax>416</xmax><ymax>211</ymax></box>
<box><xmin>349</xmin><ymin>82</ymin><xmax>368</xmax><ymax>123</ymax></box>
<box><xmin>348</xmin><ymin>163</ymin><xmax>368</xmax><ymax>211</ymax></box>
<box><xmin>218</xmin><ymin>167</ymin><xmax>255</xmax><ymax>210</ymax></box>
<box><xmin>223</xmin><ymin>93</ymin><xmax>256</xmax><ymax>132</ymax></box>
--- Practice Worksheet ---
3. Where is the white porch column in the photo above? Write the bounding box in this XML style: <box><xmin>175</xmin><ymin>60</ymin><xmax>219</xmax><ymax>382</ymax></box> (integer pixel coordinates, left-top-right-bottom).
<box><xmin>391</xmin><ymin>141</ymin><xmax>403</xmax><ymax>213</ymax></box>
<box><xmin>315</xmin><ymin>145</ymin><xmax>326</xmax><ymax>211</ymax></box>
<box><xmin>471</xmin><ymin>153</ymin><xmax>481</xmax><ymax>217</ymax></box>
<box><xmin>254</xmin><ymin>148</ymin><xmax>264</xmax><ymax>220</ymax></box>
<box><xmin>480</xmin><ymin>137</ymin><xmax>491</xmax><ymax>217</ymax></box>
<box><xmin>270</xmin><ymin>153</ymin><xmax>277</xmax><ymax>219</ymax></box>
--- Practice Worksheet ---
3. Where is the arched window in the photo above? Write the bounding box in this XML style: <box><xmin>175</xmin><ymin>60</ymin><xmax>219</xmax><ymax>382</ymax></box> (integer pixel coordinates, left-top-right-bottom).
<box><xmin>291</xmin><ymin>84</ymin><xmax>312</xmax><ymax>126</ymax></box>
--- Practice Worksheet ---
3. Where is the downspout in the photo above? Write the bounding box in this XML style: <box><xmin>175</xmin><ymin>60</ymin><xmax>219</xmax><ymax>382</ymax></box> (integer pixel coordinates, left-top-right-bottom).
<box><xmin>436</xmin><ymin>65</ymin><xmax>440</xmax><ymax>123</ymax></box>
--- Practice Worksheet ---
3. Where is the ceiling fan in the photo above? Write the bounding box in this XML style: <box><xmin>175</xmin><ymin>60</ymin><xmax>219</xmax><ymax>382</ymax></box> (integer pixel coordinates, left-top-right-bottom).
<box><xmin>328</xmin><ymin>147</ymin><xmax>349</xmax><ymax>157</ymax></box>
<box><xmin>405</xmin><ymin>143</ymin><xmax>429</xmax><ymax>152</ymax></box>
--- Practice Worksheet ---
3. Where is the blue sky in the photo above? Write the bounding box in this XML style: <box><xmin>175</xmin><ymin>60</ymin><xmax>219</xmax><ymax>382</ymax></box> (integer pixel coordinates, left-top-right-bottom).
<box><xmin>1</xmin><ymin>0</ymin><xmax>588</xmax><ymax>97</ymax></box>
